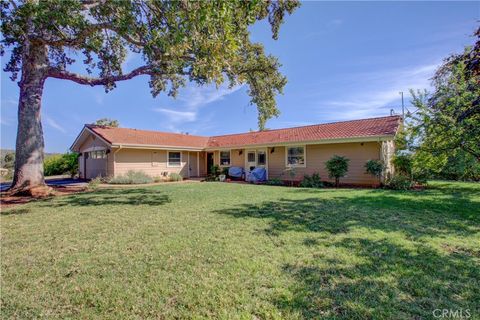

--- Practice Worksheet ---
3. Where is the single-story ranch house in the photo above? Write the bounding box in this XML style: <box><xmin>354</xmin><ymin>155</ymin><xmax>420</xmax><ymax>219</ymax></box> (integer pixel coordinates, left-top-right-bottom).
<box><xmin>71</xmin><ymin>115</ymin><xmax>401</xmax><ymax>185</ymax></box>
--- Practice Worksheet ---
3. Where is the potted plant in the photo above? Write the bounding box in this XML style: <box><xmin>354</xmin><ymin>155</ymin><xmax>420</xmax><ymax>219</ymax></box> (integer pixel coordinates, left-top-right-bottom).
<box><xmin>219</xmin><ymin>167</ymin><xmax>229</xmax><ymax>182</ymax></box>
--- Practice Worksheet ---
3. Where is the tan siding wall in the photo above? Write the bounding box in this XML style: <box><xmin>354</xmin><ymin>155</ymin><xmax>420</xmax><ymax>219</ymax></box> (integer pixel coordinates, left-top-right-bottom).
<box><xmin>115</xmin><ymin>149</ymin><xmax>188</xmax><ymax>177</ymax></box>
<box><xmin>78</xmin><ymin>134</ymin><xmax>109</xmax><ymax>151</ymax></box>
<box><xmin>268</xmin><ymin>146</ymin><xmax>287</xmax><ymax>178</ymax></box>
<box><xmin>268</xmin><ymin>142</ymin><xmax>381</xmax><ymax>185</ymax></box>
<box><xmin>230</xmin><ymin>149</ymin><xmax>245</xmax><ymax>167</ymax></box>
<box><xmin>107</xmin><ymin>153</ymin><xmax>115</xmax><ymax>178</ymax></box>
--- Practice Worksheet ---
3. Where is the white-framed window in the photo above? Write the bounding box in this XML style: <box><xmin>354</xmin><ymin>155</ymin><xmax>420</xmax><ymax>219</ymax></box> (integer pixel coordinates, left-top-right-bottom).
<box><xmin>167</xmin><ymin>151</ymin><xmax>181</xmax><ymax>167</ymax></box>
<box><xmin>219</xmin><ymin>150</ymin><xmax>231</xmax><ymax>166</ymax></box>
<box><xmin>257</xmin><ymin>150</ymin><xmax>266</xmax><ymax>166</ymax></box>
<box><xmin>247</xmin><ymin>151</ymin><xmax>256</xmax><ymax>163</ymax></box>
<box><xmin>89</xmin><ymin>150</ymin><xmax>107</xmax><ymax>159</ymax></box>
<box><xmin>286</xmin><ymin>146</ymin><xmax>306</xmax><ymax>167</ymax></box>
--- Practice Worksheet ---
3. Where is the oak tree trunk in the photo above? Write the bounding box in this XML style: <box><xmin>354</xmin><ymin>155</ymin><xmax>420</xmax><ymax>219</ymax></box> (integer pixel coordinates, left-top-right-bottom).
<box><xmin>9</xmin><ymin>43</ymin><xmax>50</xmax><ymax>196</ymax></box>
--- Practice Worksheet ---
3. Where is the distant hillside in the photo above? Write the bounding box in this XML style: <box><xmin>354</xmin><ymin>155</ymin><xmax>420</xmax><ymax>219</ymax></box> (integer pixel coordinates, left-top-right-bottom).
<box><xmin>1</xmin><ymin>149</ymin><xmax>60</xmax><ymax>156</ymax></box>
<box><xmin>1</xmin><ymin>149</ymin><xmax>60</xmax><ymax>167</ymax></box>
<box><xmin>0</xmin><ymin>149</ymin><xmax>15</xmax><ymax>159</ymax></box>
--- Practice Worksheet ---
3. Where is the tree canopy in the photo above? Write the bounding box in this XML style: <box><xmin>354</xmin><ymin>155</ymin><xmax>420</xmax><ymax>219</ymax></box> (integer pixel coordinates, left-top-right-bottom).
<box><xmin>2</xmin><ymin>0</ymin><xmax>299</xmax><ymax>129</ymax></box>
<box><xmin>94</xmin><ymin>118</ymin><xmax>119</xmax><ymax>127</ymax></box>
<box><xmin>401</xmin><ymin>27</ymin><xmax>479</xmax><ymax>180</ymax></box>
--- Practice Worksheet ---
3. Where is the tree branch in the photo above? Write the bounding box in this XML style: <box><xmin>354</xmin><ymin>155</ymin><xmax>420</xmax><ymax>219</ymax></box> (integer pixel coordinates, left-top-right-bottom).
<box><xmin>44</xmin><ymin>23</ymin><xmax>145</xmax><ymax>47</ymax></box>
<box><xmin>47</xmin><ymin>65</ymin><xmax>154</xmax><ymax>86</ymax></box>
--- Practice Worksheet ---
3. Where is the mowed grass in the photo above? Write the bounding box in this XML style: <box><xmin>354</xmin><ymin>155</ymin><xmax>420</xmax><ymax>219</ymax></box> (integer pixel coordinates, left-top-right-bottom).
<box><xmin>1</xmin><ymin>181</ymin><xmax>479</xmax><ymax>319</ymax></box>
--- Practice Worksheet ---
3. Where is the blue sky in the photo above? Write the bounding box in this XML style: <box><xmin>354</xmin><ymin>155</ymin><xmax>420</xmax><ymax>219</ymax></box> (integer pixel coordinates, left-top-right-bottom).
<box><xmin>1</xmin><ymin>1</ymin><xmax>478</xmax><ymax>152</ymax></box>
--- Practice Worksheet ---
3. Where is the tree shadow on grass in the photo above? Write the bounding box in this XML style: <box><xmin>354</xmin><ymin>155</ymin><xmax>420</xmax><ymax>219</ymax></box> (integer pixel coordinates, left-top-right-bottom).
<box><xmin>289</xmin><ymin>186</ymin><xmax>479</xmax><ymax>218</ymax></box>
<box><xmin>279</xmin><ymin>238</ymin><xmax>479</xmax><ymax>318</ymax></box>
<box><xmin>39</xmin><ymin>188</ymin><xmax>171</xmax><ymax>207</ymax></box>
<box><xmin>215</xmin><ymin>193</ymin><xmax>479</xmax><ymax>239</ymax></box>
<box><xmin>1</xmin><ymin>208</ymin><xmax>31</xmax><ymax>216</ymax></box>
<box><xmin>214</xmin><ymin>189</ymin><xmax>480</xmax><ymax>318</ymax></box>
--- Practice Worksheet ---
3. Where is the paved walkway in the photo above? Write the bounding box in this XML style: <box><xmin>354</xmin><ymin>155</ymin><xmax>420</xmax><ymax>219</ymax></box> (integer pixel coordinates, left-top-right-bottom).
<box><xmin>1</xmin><ymin>178</ymin><xmax>88</xmax><ymax>192</ymax></box>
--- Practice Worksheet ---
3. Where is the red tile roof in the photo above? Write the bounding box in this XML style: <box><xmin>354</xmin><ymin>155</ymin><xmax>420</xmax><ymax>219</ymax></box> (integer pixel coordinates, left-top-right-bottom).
<box><xmin>86</xmin><ymin>125</ymin><xmax>210</xmax><ymax>149</ymax></box>
<box><xmin>207</xmin><ymin>116</ymin><xmax>401</xmax><ymax>148</ymax></box>
<box><xmin>85</xmin><ymin>116</ymin><xmax>401</xmax><ymax>150</ymax></box>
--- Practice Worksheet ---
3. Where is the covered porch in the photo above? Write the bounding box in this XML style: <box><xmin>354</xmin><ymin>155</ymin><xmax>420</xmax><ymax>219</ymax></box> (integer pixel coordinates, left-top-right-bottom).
<box><xmin>204</xmin><ymin>148</ymin><xmax>271</xmax><ymax>180</ymax></box>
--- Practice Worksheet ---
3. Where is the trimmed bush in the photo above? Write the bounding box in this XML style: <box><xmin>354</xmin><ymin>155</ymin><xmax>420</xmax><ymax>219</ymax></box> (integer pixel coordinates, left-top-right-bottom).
<box><xmin>365</xmin><ymin>159</ymin><xmax>385</xmax><ymax>184</ymax></box>
<box><xmin>169</xmin><ymin>172</ymin><xmax>183</xmax><ymax>182</ymax></box>
<box><xmin>385</xmin><ymin>175</ymin><xmax>415</xmax><ymax>190</ymax></box>
<box><xmin>87</xmin><ymin>177</ymin><xmax>103</xmax><ymax>190</ymax></box>
<box><xmin>153</xmin><ymin>176</ymin><xmax>164</xmax><ymax>183</ymax></box>
<box><xmin>108</xmin><ymin>170</ymin><xmax>153</xmax><ymax>184</ymax></box>
<box><xmin>325</xmin><ymin>155</ymin><xmax>350</xmax><ymax>187</ymax></box>
<box><xmin>299</xmin><ymin>173</ymin><xmax>324</xmax><ymax>188</ymax></box>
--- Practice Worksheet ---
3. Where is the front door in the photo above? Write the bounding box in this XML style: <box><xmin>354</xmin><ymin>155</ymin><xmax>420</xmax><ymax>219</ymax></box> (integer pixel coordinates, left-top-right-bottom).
<box><xmin>256</xmin><ymin>149</ymin><xmax>267</xmax><ymax>169</ymax></box>
<box><xmin>245</xmin><ymin>149</ymin><xmax>267</xmax><ymax>171</ymax></box>
<box><xmin>207</xmin><ymin>152</ymin><xmax>214</xmax><ymax>174</ymax></box>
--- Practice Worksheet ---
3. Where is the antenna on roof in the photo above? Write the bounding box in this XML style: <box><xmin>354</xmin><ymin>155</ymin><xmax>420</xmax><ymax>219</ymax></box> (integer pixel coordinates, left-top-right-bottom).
<box><xmin>399</xmin><ymin>91</ymin><xmax>405</xmax><ymax>124</ymax></box>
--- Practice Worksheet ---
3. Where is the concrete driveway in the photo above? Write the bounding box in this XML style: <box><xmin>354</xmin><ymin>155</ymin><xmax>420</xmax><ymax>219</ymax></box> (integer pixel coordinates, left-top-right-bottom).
<box><xmin>1</xmin><ymin>178</ymin><xmax>88</xmax><ymax>192</ymax></box>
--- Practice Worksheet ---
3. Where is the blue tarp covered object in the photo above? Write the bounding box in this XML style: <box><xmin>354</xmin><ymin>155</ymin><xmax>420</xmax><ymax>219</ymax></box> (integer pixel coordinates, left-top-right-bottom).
<box><xmin>246</xmin><ymin>167</ymin><xmax>267</xmax><ymax>183</ymax></box>
<box><xmin>228</xmin><ymin>166</ymin><xmax>244</xmax><ymax>178</ymax></box>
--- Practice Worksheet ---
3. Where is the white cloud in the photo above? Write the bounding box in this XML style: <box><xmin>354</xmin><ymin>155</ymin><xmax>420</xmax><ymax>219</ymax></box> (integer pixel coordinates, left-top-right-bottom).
<box><xmin>93</xmin><ymin>92</ymin><xmax>104</xmax><ymax>105</ymax></box>
<box><xmin>180</xmin><ymin>83</ymin><xmax>244</xmax><ymax>110</ymax></box>
<box><xmin>328</xmin><ymin>19</ymin><xmax>343</xmax><ymax>27</ymax></box>
<box><xmin>316</xmin><ymin>63</ymin><xmax>438</xmax><ymax>121</ymax></box>
<box><xmin>1</xmin><ymin>98</ymin><xmax>17</xmax><ymax>107</ymax></box>
<box><xmin>304</xmin><ymin>18</ymin><xmax>344</xmax><ymax>39</ymax></box>
<box><xmin>0</xmin><ymin>117</ymin><xmax>11</xmax><ymax>126</ymax></box>
<box><xmin>152</xmin><ymin>83</ymin><xmax>243</xmax><ymax>131</ymax></box>
<box><xmin>152</xmin><ymin>108</ymin><xmax>197</xmax><ymax>122</ymax></box>
<box><xmin>45</xmin><ymin>115</ymin><xmax>67</xmax><ymax>133</ymax></box>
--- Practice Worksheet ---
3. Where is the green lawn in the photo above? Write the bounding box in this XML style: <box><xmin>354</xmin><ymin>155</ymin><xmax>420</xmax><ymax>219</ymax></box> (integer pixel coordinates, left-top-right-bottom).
<box><xmin>1</xmin><ymin>181</ymin><xmax>479</xmax><ymax>319</ymax></box>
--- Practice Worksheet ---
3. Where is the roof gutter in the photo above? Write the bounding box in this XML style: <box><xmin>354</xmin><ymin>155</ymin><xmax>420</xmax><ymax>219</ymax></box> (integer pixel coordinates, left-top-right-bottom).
<box><xmin>204</xmin><ymin>135</ymin><xmax>396</xmax><ymax>151</ymax></box>
<box><xmin>110</xmin><ymin>143</ymin><xmax>205</xmax><ymax>151</ymax></box>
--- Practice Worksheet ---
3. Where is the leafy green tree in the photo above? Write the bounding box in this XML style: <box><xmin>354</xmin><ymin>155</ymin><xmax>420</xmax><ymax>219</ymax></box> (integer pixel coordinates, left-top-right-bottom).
<box><xmin>1</xmin><ymin>0</ymin><xmax>299</xmax><ymax>195</ymax></box>
<box><xmin>44</xmin><ymin>152</ymin><xmax>79</xmax><ymax>178</ymax></box>
<box><xmin>62</xmin><ymin>152</ymin><xmax>80</xmax><ymax>178</ymax></box>
<box><xmin>325</xmin><ymin>155</ymin><xmax>349</xmax><ymax>187</ymax></box>
<box><xmin>391</xmin><ymin>154</ymin><xmax>412</xmax><ymax>177</ymax></box>
<box><xmin>94</xmin><ymin>118</ymin><xmax>119</xmax><ymax>127</ymax></box>
<box><xmin>3</xmin><ymin>153</ymin><xmax>15</xmax><ymax>169</ymax></box>
<box><xmin>403</xmin><ymin>28</ymin><xmax>479</xmax><ymax>181</ymax></box>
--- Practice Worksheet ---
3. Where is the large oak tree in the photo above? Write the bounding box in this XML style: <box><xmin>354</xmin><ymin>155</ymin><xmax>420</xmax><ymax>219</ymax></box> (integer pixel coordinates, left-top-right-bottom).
<box><xmin>1</xmin><ymin>0</ymin><xmax>299</xmax><ymax>195</ymax></box>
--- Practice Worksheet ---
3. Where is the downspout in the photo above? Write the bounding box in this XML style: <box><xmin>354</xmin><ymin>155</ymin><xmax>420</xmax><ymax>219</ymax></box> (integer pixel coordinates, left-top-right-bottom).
<box><xmin>379</xmin><ymin>138</ymin><xmax>385</xmax><ymax>184</ymax></box>
<box><xmin>113</xmin><ymin>145</ymin><xmax>123</xmax><ymax>177</ymax></box>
